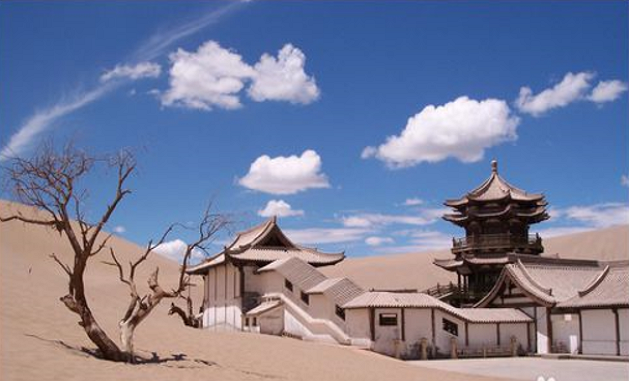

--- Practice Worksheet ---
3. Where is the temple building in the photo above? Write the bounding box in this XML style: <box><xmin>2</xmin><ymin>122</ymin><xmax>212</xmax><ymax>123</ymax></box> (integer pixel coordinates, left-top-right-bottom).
<box><xmin>186</xmin><ymin>217</ymin><xmax>345</xmax><ymax>330</ymax></box>
<box><xmin>435</xmin><ymin>160</ymin><xmax>550</xmax><ymax>304</ymax></box>
<box><xmin>187</xmin><ymin>160</ymin><xmax>628</xmax><ymax>359</ymax></box>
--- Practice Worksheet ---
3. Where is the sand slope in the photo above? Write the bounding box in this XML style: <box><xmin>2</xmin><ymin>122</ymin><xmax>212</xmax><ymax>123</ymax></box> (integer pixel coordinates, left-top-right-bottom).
<box><xmin>1</xmin><ymin>200</ymin><xmax>512</xmax><ymax>381</ymax></box>
<box><xmin>322</xmin><ymin>225</ymin><xmax>629</xmax><ymax>292</ymax></box>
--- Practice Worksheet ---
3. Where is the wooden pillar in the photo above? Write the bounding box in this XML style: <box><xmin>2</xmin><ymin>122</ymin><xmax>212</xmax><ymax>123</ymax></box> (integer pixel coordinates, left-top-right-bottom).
<box><xmin>431</xmin><ymin>308</ymin><xmax>436</xmax><ymax>357</ymax></box>
<box><xmin>533</xmin><ymin>307</ymin><xmax>538</xmax><ymax>352</ymax></box>
<box><xmin>577</xmin><ymin>310</ymin><xmax>583</xmax><ymax>354</ymax></box>
<box><xmin>401</xmin><ymin>308</ymin><xmax>406</xmax><ymax>341</ymax></box>
<box><xmin>239</xmin><ymin>265</ymin><xmax>245</xmax><ymax>298</ymax></box>
<box><xmin>546</xmin><ymin>307</ymin><xmax>553</xmax><ymax>353</ymax></box>
<box><xmin>613</xmin><ymin>308</ymin><xmax>620</xmax><ymax>356</ymax></box>
<box><xmin>527</xmin><ymin>322</ymin><xmax>532</xmax><ymax>352</ymax></box>
<box><xmin>369</xmin><ymin>307</ymin><xmax>375</xmax><ymax>341</ymax></box>
<box><xmin>214</xmin><ymin>267</ymin><xmax>217</xmax><ymax>300</ymax></box>
<box><xmin>465</xmin><ymin>321</ymin><xmax>469</xmax><ymax>347</ymax></box>
<box><xmin>224</xmin><ymin>264</ymin><xmax>228</xmax><ymax>298</ymax></box>
<box><xmin>496</xmin><ymin>323</ymin><xmax>501</xmax><ymax>346</ymax></box>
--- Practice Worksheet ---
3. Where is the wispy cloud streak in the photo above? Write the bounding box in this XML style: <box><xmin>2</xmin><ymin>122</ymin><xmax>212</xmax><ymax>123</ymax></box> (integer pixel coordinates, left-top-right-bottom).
<box><xmin>0</xmin><ymin>84</ymin><xmax>113</xmax><ymax>160</ymax></box>
<box><xmin>1</xmin><ymin>2</ymin><xmax>244</xmax><ymax>161</ymax></box>
<box><xmin>131</xmin><ymin>2</ymin><xmax>244</xmax><ymax>62</ymax></box>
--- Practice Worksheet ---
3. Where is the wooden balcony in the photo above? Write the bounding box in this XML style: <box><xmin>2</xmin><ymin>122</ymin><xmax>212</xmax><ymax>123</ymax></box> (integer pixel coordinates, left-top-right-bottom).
<box><xmin>452</xmin><ymin>233</ymin><xmax>542</xmax><ymax>255</ymax></box>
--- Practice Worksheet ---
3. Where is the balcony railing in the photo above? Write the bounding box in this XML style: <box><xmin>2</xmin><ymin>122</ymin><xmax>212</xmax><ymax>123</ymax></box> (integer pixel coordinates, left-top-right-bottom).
<box><xmin>452</xmin><ymin>233</ymin><xmax>542</xmax><ymax>253</ymax></box>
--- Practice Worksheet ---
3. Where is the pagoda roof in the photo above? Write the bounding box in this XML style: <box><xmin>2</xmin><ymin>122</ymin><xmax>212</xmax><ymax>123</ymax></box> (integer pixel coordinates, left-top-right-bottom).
<box><xmin>443</xmin><ymin>204</ymin><xmax>548</xmax><ymax>224</ymax></box>
<box><xmin>187</xmin><ymin>217</ymin><xmax>345</xmax><ymax>274</ymax></box>
<box><xmin>445</xmin><ymin>160</ymin><xmax>545</xmax><ymax>207</ymax></box>
<box><xmin>433</xmin><ymin>253</ymin><xmax>598</xmax><ymax>272</ymax></box>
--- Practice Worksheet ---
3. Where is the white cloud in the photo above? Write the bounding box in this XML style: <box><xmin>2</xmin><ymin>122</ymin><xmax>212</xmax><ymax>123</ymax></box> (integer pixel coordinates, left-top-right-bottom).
<box><xmin>155</xmin><ymin>239</ymin><xmax>205</xmax><ymax>264</ymax></box>
<box><xmin>258</xmin><ymin>199</ymin><xmax>304</xmax><ymax>218</ymax></box>
<box><xmin>238</xmin><ymin>150</ymin><xmax>330</xmax><ymax>195</ymax></box>
<box><xmin>0</xmin><ymin>3</ymin><xmax>242</xmax><ymax>160</ymax></box>
<box><xmin>362</xmin><ymin>96</ymin><xmax>519</xmax><ymax>167</ymax></box>
<box><xmin>515</xmin><ymin>71</ymin><xmax>594</xmax><ymax>116</ymax></box>
<box><xmin>161</xmin><ymin>41</ymin><xmax>255</xmax><ymax>110</ymax></box>
<box><xmin>112</xmin><ymin>225</ymin><xmax>126</xmax><ymax>234</ymax></box>
<box><xmin>588</xmin><ymin>80</ymin><xmax>628</xmax><ymax>103</ymax></box>
<box><xmin>100</xmin><ymin>62</ymin><xmax>161</xmax><ymax>82</ymax></box>
<box><xmin>557</xmin><ymin>203</ymin><xmax>629</xmax><ymax>228</ymax></box>
<box><xmin>622</xmin><ymin>175</ymin><xmax>629</xmax><ymax>188</ymax></box>
<box><xmin>341</xmin><ymin>209</ymin><xmax>446</xmax><ymax>228</ymax></box>
<box><xmin>365</xmin><ymin>236</ymin><xmax>394</xmax><ymax>246</ymax></box>
<box><xmin>247</xmin><ymin>44</ymin><xmax>320</xmax><ymax>104</ymax></box>
<box><xmin>403</xmin><ymin>198</ymin><xmax>423</xmax><ymax>206</ymax></box>
<box><xmin>284</xmin><ymin>227</ymin><xmax>370</xmax><ymax>245</ymax></box>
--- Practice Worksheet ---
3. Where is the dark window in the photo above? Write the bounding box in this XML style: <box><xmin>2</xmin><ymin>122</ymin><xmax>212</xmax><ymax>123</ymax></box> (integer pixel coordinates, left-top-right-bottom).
<box><xmin>245</xmin><ymin>317</ymin><xmax>250</xmax><ymax>326</ymax></box>
<box><xmin>442</xmin><ymin>318</ymin><xmax>458</xmax><ymax>336</ymax></box>
<box><xmin>335</xmin><ymin>305</ymin><xmax>345</xmax><ymax>320</ymax></box>
<box><xmin>300</xmin><ymin>291</ymin><xmax>310</xmax><ymax>305</ymax></box>
<box><xmin>379</xmin><ymin>313</ymin><xmax>398</xmax><ymax>326</ymax></box>
<box><xmin>253</xmin><ymin>317</ymin><xmax>257</xmax><ymax>326</ymax></box>
<box><xmin>285</xmin><ymin>279</ymin><xmax>293</xmax><ymax>292</ymax></box>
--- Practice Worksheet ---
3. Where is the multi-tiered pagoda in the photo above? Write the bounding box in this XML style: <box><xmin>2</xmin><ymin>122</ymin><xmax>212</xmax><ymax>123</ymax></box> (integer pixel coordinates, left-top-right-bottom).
<box><xmin>434</xmin><ymin>160</ymin><xmax>549</xmax><ymax>304</ymax></box>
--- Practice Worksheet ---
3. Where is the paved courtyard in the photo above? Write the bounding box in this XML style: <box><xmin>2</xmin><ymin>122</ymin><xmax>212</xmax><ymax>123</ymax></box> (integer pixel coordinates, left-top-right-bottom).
<box><xmin>408</xmin><ymin>357</ymin><xmax>629</xmax><ymax>381</ymax></box>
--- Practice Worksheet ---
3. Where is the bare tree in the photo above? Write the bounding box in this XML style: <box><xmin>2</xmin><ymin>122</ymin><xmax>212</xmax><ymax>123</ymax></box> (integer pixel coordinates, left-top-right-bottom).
<box><xmin>106</xmin><ymin>205</ymin><xmax>228</xmax><ymax>360</ymax></box>
<box><xmin>0</xmin><ymin>142</ymin><xmax>228</xmax><ymax>362</ymax></box>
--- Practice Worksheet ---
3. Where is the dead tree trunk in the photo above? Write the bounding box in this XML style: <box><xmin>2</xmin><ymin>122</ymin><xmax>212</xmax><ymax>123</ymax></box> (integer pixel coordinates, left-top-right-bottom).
<box><xmin>106</xmin><ymin>205</ymin><xmax>228</xmax><ymax>360</ymax></box>
<box><xmin>168</xmin><ymin>296</ymin><xmax>200</xmax><ymax>328</ymax></box>
<box><xmin>1</xmin><ymin>142</ymin><xmax>229</xmax><ymax>362</ymax></box>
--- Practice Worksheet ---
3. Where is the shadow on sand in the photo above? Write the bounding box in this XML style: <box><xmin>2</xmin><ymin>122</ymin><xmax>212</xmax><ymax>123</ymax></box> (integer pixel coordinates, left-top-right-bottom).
<box><xmin>25</xmin><ymin>333</ymin><xmax>216</xmax><ymax>368</ymax></box>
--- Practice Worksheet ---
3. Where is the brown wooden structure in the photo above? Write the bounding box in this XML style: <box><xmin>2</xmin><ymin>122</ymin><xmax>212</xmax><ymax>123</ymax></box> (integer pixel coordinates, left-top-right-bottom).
<box><xmin>435</xmin><ymin>160</ymin><xmax>549</xmax><ymax>305</ymax></box>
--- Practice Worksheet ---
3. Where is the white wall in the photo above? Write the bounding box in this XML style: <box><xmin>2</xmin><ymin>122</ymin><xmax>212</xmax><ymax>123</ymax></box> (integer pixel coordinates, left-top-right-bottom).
<box><xmin>345</xmin><ymin>309</ymin><xmax>371</xmax><ymax>345</ymax></box>
<box><xmin>259</xmin><ymin>307</ymin><xmax>284</xmax><ymax>335</ymax></box>
<box><xmin>551</xmin><ymin>313</ymin><xmax>579</xmax><ymax>354</ymax></box>
<box><xmin>403</xmin><ymin>309</ymin><xmax>432</xmax><ymax>358</ymax></box>
<box><xmin>373</xmin><ymin>308</ymin><xmax>403</xmax><ymax>357</ymax></box>
<box><xmin>468</xmin><ymin>323</ymin><xmax>496</xmax><ymax>347</ymax></box>
<box><xmin>434</xmin><ymin>309</ymin><xmax>464</xmax><ymax>355</ymax></box>
<box><xmin>536</xmin><ymin>306</ymin><xmax>549</xmax><ymax>354</ymax></box>
<box><xmin>202</xmin><ymin>262</ymin><xmax>243</xmax><ymax>331</ymax></box>
<box><xmin>581</xmin><ymin>309</ymin><xmax>617</xmax><ymax>355</ymax></box>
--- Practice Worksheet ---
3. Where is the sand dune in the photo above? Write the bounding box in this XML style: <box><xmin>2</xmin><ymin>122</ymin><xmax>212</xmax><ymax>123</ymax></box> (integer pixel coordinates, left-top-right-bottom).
<box><xmin>1</xmin><ymin>200</ymin><xmax>513</xmax><ymax>381</ymax></box>
<box><xmin>324</xmin><ymin>225</ymin><xmax>629</xmax><ymax>292</ymax></box>
<box><xmin>2</xmin><ymin>200</ymin><xmax>626</xmax><ymax>380</ymax></box>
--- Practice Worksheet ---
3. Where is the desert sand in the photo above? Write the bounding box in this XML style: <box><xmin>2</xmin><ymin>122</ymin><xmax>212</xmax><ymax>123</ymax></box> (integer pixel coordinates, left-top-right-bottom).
<box><xmin>323</xmin><ymin>225</ymin><xmax>629</xmax><ymax>291</ymax></box>
<box><xmin>1</xmin><ymin>199</ymin><xmax>626</xmax><ymax>381</ymax></box>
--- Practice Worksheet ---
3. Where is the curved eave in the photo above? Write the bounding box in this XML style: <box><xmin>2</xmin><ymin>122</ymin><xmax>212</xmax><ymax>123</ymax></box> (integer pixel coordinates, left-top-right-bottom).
<box><xmin>475</xmin><ymin>264</ymin><xmax>555</xmax><ymax>308</ymax></box>
<box><xmin>433</xmin><ymin>259</ymin><xmax>463</xmax><ymax>271</ymax></box>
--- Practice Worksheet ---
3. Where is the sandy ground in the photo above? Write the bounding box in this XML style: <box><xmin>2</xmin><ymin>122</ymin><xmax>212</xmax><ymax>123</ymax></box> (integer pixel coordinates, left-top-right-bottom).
<box><xmin>1</xmin><ymin>200</ymin><xmax>626</xmax><ymax>381</ymax></box>
<box><xmin>409</xmin><ymin>357</ymin><xmax>629</xmax><ymax>381</ymax></box>
<box><xmin>0</xmin><ymin>200</ymin><xmax>513</xmax><ymax>381</ymax></box>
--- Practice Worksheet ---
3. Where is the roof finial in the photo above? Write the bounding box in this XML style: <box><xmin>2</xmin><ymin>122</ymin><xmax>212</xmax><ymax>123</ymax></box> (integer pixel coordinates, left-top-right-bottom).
<box><xmin>491</xmin><ymin>159</ymin><xmax>498</xmax><ymax>174</ymax></box>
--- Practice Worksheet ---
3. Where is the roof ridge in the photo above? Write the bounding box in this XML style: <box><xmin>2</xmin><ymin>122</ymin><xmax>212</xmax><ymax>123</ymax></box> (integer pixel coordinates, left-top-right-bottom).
<box><xmin>578</xmin><ymin>265</ymin><xmax>610</xmax><ymax>298</ymax></box>
<box><xmin>515</xmin><ymin>260</ymin><xmax>553</xmax><ymax>296</ymax></box>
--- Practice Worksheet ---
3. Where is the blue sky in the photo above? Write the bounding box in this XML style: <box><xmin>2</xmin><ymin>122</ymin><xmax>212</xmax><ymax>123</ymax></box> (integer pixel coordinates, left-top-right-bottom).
<box><xmin>1</xmin><ymin>1</ymin><xmax>628</xmax><ymax>261</ymax></box>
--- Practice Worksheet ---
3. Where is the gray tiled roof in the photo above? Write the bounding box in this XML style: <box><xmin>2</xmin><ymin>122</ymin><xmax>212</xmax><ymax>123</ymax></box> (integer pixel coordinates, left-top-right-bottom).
<box><xmin>186</xmin><ymin>217</ymin><xmax>344</xmax><ymax>274</ymax></box>
<box><xmin>343</xmin><ymin>292</ymin><xmax>532</xmax><ymax>323</ymax></box>
<box><xmin>557</xmin><ymin>262</ymin><xmax>629</xmax><ymax>309</ymax></box>
<box><xmin>306</xmin><ymin>277</ymin><xmax>365</xmax><ymax>306</ymax></box>
<box><xmin>476</xmin><ymin>259</ymin><xmax>606</xmax><ymax>307</ymax></box>
<box><xmin>258</xmin><ymin>257</ymin><xmax>328</xmax><ymax>291</ymax></box>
